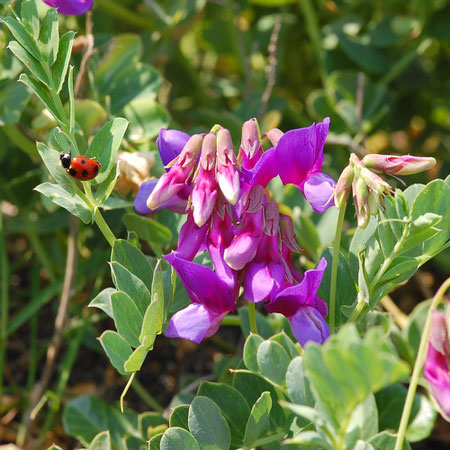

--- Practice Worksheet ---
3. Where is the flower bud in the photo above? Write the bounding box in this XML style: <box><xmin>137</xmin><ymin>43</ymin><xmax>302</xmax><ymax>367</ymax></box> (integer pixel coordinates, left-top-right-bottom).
<box><xmin>263</xmin><ymin>202</ymin><xmax>279</xmax><ymax>236</ymax></box>
<box><xmin>241</xmin><ymin>118</ymin><xmax>262</xmax><ymax>160</ymax></box>
<box><xmin>362</xmin><ymin>154</ymin><xmax>436</xmax><ymax>176</ymax></box>
<box><xmin>279</xmin><ymin>213</ymin><xmax>301</xmax><ymax>252</ymax></box>
<box><xmin>359</xmin><ymin>167</ymin><xmax>392</xmax><ymax>195</ymax></box>
<box><xmin>354</xmin><ymin>177</ymin><xmax>370</xmax><ymax>229</ymax></box>
<box><xmin>216</xmin><ymin>128</ymin><xmax>240</xmax><ymax>205</ymax></box>
<box><xmin>265</xmin><ymin>128</ymin><xmax>284</xmax><ymax>147</ymax></box>
<box><xmin>334</xmin><ymin>165</ymin><xmax>354</xmax><ymax>209</ymax></box>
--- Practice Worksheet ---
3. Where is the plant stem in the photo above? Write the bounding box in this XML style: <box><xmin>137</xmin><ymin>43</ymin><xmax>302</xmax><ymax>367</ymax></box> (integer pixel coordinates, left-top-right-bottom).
<box><xmin>347</xmin><ymin>298</ymin><xmax>366</xmax><ymax>323</ymax></box>
<box><xmin>120</xmin><ymin>372</ymin><xmax>136</xmax><ymax>413</ymax></box>
<box><xmin>0</xmin><ymin>210</ymin><xmax>9</xmax><ymax>403</ymax></box>
<box><xmin>394</xmin><ymin>277</ymin><xmax>450</xmax><ymax>450</ymax></box>
<box><xmin>329</xmin><ymin>203</ymin><xmax>346</xmax><ymax>334</ymax></box>
<box><xmin>221</xmin><ymin>315</ymin><xmax>241</xmax><ymax>326</ymax></box>
<box><xmin>248</xmin><ymin>301</ymin><xmax>258</xmax><ymax>334</ymax></box>
<box><xmin>94</xmin><ymin>208</ymin><xmax>116</xmax><ymax>247</ymax></box>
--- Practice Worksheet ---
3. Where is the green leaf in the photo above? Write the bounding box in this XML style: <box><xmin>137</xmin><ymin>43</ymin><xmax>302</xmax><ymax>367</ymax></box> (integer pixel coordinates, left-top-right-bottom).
<box><xmin>368</xmin><ymin>431</ymin><xmax>411</xmax><ymax>450</ymax></box>
<box><xmin>160</xmin><ymin>427</ymin><xmax>200</xmax><ymax>450</ymax></box>
<box><xmin>63</xmin><ymin>394</ymin><xmax>139</xmax><ymax>448</ymax></box>
<box><xmin>410</xmin><ymin>179</ymin><xmax>450</xmax><ymax>256</ymax></box>
<box><xmin>121</xmin><ymin>213</ymin><xmax>172</xmax><ymax>254</ymax></box>
<box><xmin>233</xmin><ymin>372</ymin><xmax>287</xmax><ymax>432</ymax></box>
<box><xmin>124</xmin><ymin>99</ymin><xmax>170</xmax><ymax>142</ymax></box>
<box><xmin>243</xmin><ymin>333</ymin><xmax>264</xmax><ymax>373</ymax></box>
<box><xmin>34</xmin><ymin>183</ymin><xmax>91</xmax><ymax>223</ymax></box>
<box><xmin>257</xmin><ymin>340</ymin><xmax>290</xmax><ymax>386</ymax></box>
<box><xmin>170</xmin><ymin>405</ymin><xmax>190</xmax><ymax>430</ymax></box>
<box><xmin>243</xmin><ymin>391</ymin><xmax>272</xmax><ymax>447</ymax></box>
<box><xmin>286</xmin><ymin>356</ymin><xmax>314</xmax><ymax>407</ymax></box>
<box><xmin>0</xmin><ymin>80</ymin><xmax>30</xmax><ymax>125</ymax></box>
<box><xmin>39</xmin><ymin>8</ymin><xmax>59</xmax><ymax>66</ymax></box>
<box><xmin>238</xmin><ymin>305</ymin><xmax>274</xmax><ymax>339</ymax></box>
<box><xmin>338</xmin><ymin>34</ymin><xmax>390</xmax><ymax>74</ymax></box>
<box><xmin>284</xmin><ymin>430</ymin><xmax>332</xmax><ymax>448</ymax></box>
<box><xmin>21</xmin><ymin>0</ymin><xmax>39</xmax><ymax>38</ymax></box>
<box><xmin>270</xmin><ymin>331</ymin><xmax>299</xmax><ymax>359</ymax></box>
<box><xmin>303</xmin><ymin>325</ymin><xmax>409</xmax><ymax>433</ymax></box>
<box><xmin>85</xmin><ymin>118</ymin><xmax>128</xmax><ymax>184</ymax></box>
<box><xmin>197</xmin><ymin>382</ymin><xmax>251</xmax><ymax>447</ymax></box>
<box><xmin>37</xmin><ymin>142</ymin><xmax>78</xmax><ymax>194</ymax></box>
<box><xmin>89</xmin><ymin>287</ymin><xmax>116</xmax><ymax>318</ymax></box>
<box><xmin>123</xmin><ymin>340</ymin><xmax>149</xmax><ymax>373</ymax></box>
<box><xmin>99</xmin><ymin>330</ymin><xmax>133</xmax><ymax>375</ymax></box>
<box><xmin>317</xmin><ymin>249</ymin><xmax>357</xmax><ymax>327</ymax></box>
<box><xmin>111</xmin><ymin>291</ymin><xmax>143</xmax><ymax>348</ymax></box>
<box><xmin>347</xmin><ymin>394</ymin><xmax>379</xmax><ymax>442</ymax></box>
<box><xmin>88</xmin><ymin>431</ymin><xmax>111</xmax><ymax>450</ymax></box>
<box><xmin>2</xmin><ymin>16</ymin><xmax>41</xmax><ymax>60</ymax></box>
<box><xmin>53</xmin><ymin>31</ymin><xmax>75</xmax><ymax>93</ymax></box>
<box><xmin>111</xmin><ymin>239</ymin><xmax>154</xmax><ymax>291</ymax></box>
<box><xmin>281</xmin><ymin>401</ymin><xmax>325</xmax><ymax>425</ymax></box>
<box><xmin>110</xmin><ymin>261</ymin><xmax>150</xmax><ymax>316</ymax></box>
<box><xmin>139</xmin><ymin>412</ymin><xmax>167</xmax><ymax>438</ymax></box>
<box><xmin>8</xmin><ymin>41</ymin><xmax>51</xmax><ymax>86</ymax></box>
<box><xmin>19</xmin><ymin>73</ymin><xmax>65</xmax><ymax>124</ymax></box>
<box><xmin>188</xmin><ymin>396</ymin><xmax>231</xmax><ymax>450</ymax></box>
<box><xmin>148</xmin><ymin>434</ymin><xmax>163</xmax><ymax>450</ymax></box>
<box><xmin>349</xmin><ymin>217</ymin><xmax>377</xmax><ymax>280</ymax></box>
<box><xmin>71</xmin><ymin>99</ymin><xmax>107</xmax><ymax>136</ymax></box>
<box><xmin>95</xmin><ymin>162</ymin><xmax>121</xmax><ymax>207</ymax></box>
<box><xmin>139</xmin><ymin>260</ymin><xmax>164</xmax><ymax>346</ymax></box>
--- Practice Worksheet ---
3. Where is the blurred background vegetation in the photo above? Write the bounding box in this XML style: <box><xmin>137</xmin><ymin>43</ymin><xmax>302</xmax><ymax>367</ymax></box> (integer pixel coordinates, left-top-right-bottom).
<box><xmin>0</xmin><ymin>0</ymin><xmax>449</xmax><ymax>447</ymax></box>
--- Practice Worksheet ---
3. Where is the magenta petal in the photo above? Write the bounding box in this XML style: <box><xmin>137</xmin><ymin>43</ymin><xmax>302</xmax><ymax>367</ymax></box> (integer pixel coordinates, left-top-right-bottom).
<box><xmin>175</xmin><ymin>212</ymin><xmax>209</xmax><ymax>261</ymax></box>
<box><xmin>313</xmin><ymin>117</ymin><xmax>330</xmax><ymax>169</ymax></box>
<box><xmin>289</xmin><ymin>306</ymin><xmax>330</xmax><ymax>347</ymax></box>
<box><xmin>43</xmin><ymin>0</ymin><xmax>93</xmax><ymax>15</ymax></box>
<box><xmin>277</xmin><ymin>123</ymin><xmax>317</xmax><ymax>188</ymax></box>
<box><xmin>250</xmin><ymin>147</ymin><xmax>278</xmax><ymax>188</ymax></box>
<box><xmin>135</xmin><ymin>179</ymin><xmax>188</xmax><ymax>214</ymax></box>
<box><xmin>224</xmin><ymin>233</ymin><xmax>259</xmax><ymax>270</ymax></box>
<box><xmin>164</xmin><ymin>253</ymin><xmax>235</xmax><ymax>314</ymax></box>
<box><xmin>165</xmin><ymin>303</ymin><xmax>225</xmax><ymax>344</ymax></box>
<box><xmin>157</xmin><ymin>129</ymin><xmax>190</xmax><ymax>168</ymax></box>
<box><xmin>266</xmin><ymin>257</ymin><xmax>327</xmax><ymax>316</ymax></box>
<box><xmin>303</xmin><ymin>172</ymin><xmax>336</xmax><ymax>213</ymax></box>
<box><xmin>244</xmin><ymin>261</ymin><xmax>284</xmax><ymax>303</ymax></box>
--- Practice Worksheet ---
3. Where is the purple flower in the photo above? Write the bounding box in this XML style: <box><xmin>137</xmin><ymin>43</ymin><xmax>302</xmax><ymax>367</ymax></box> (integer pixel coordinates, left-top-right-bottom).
<box><xmin>362</xmin><ymin>154</ymin><xmax>436</xmax><ymax>176</ymax></box>
<box><xmin>164</xmin><ymin>253</ymin><xmax>236</xmax><ymax>344</ymax></box>
<box><xmin>146</xmin><ymin>134</ymin><xmax>203</xmax><ymax>210</ymax></box>
<box><xmin>157</xmin><ymin>129</ymin><xmax>191</xmax><ymax>168</ymax></box>
<box><xmin>191</xmin><ymin>133</ymin><xmax>218</xmax><ymax>227</ymax></box>
<box><xmin>216</xmin><ymin>128</ymin><xmax>240</xmax><ymax>205</ymax></box>
<box><xmin>240</xmin><ymin>118</ymin><xmax>262</xmax><ymax>170</ymax></box>
<box><xmin>276</xmin><ymin>118</ymin><xmax>335</xmax><ymax>213</ymax></box>
<box><xmin>424</xmin><ymin>310</ymin><xmax>450</xmax><ymax>421</ymax></box>
<box><xmin>265</xmin><ymin>258</ymin><xmax>329</xmax><ymax>347</ymax></box>
<box><xmin>43</xmin><ymin>0</ymin><xmax>93</xmax><ymax>15</ymax></box>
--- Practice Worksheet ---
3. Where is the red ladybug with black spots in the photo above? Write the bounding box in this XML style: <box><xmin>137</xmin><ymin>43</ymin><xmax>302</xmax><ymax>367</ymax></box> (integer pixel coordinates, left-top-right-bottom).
<box><xmin>60</xmin><ymin>152</ymin><xmax>100</xmax><ymax>181</ymax></box>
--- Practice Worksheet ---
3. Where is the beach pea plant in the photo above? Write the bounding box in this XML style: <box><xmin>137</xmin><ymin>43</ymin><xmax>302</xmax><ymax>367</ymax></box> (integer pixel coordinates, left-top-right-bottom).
<box><xmin>1</xmin><ymin>1</ymin><xmax>449</xmax><ymax>449</ymax></box>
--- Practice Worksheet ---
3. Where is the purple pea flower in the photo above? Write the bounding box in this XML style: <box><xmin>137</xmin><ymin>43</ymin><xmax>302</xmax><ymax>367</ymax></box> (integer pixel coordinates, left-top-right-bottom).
<box><xmin>216</xmin><ymin>128</ymin><xmax>240</xmax><ymax>205</ymax></box>
<box><xmin>276</xmin><ymin>117</ymin><xmax>335</xmax><ymax>213</ymax></box>
<box><xmin>43</xmin><ymin>0</ymin><xmax>93</xmax><ymax>15</ymax></box>
<box><xmin>240</xmin><ymin>118</ymin><xmax>263</xmax><ymax>170</ymax></box>
<box><xmin>146</xmin><ymin>134</ymin><xmax>204</xmax><ymax>210</ymax></box>
<box><xmin>164</xmin><ymin>253</ymin><xmax>236</xmax><ymax>344</ymax></box>
<box><xmin>134</xmin><ymin>129</ymin><xmax>191</xmax><ymax>214</ymax></box>
<box><xmin>424</xmin><ymin>310</ymin><xmax>450</xmax><ymax>421</ymax></box>
<box><xmin>265</xmin><ymin>258</ymin><xmax>330</xmax><ymax>347</ymax></box>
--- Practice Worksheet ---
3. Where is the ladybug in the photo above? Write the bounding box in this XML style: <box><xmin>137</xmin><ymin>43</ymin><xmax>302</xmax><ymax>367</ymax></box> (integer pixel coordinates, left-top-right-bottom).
<box><xmin>60</xmin><ymin>152</ymin><xmax>100</xmax><ymax>181</ymax></box>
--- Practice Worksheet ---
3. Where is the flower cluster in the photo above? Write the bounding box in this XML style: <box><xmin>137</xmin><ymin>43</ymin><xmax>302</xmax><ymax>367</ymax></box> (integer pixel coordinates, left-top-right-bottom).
<box><xmin>334</xmin><ymin>153</ymin><xmax>436</xmax><ymax>228</ymax></box>
<box><xmin>135</xmin><ymin>119</ymin><xmax>335</xmax><ymax>346</ymax></box>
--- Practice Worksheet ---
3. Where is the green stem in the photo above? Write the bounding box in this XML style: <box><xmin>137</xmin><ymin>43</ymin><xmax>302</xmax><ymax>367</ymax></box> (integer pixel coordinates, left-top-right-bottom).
<box><xmin>2</xmin><ymin>124</ymin><xmax>37</xmax><ymax>156</ymax></box>
<box><xmin>0</xmin><ymin>210</ymin><xmax>9</xmax><ymax>403</ymax></box>
<box><xmin>94</xmin><ymin>208</ymin><xmax>116</xmax><ymax>247</ymax></box>
<box><xmin>248</xmin><ymin>301</ymin><xmax>258</xmax><ymax>335</ymax></box>
<box><xmin>221</xmin><ymin>315</ymin><xmax>241</xmax><ymax>327</ymax></box>
<box><xmin>394</xmin><ymin>277</ymin><xmax>450</xmax><ymax>450</ymax></box>
<box><xmin>347</xmin><ymin>298</ymin><xmax>367</xmax><ymax>323</ymax></box>
<box><xmin>329</xmin><ymin>203</ymin><xmax>346</xmax><ymax>334</ymax></box>
<box><xmin>120</xmin><ymin>372</ymin><xmax>136</xmax><ymax>413</ymax></box>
